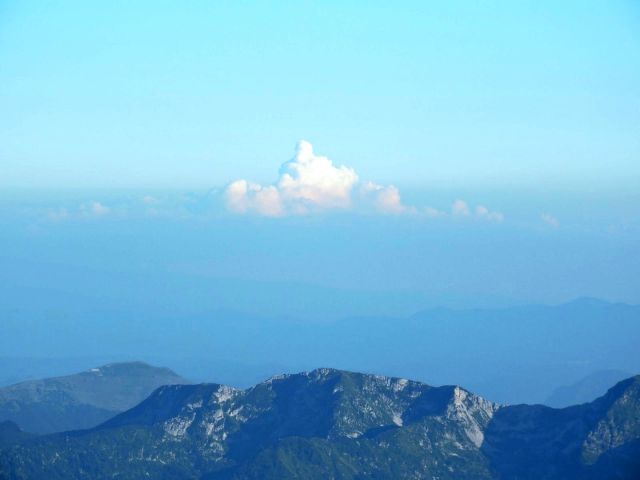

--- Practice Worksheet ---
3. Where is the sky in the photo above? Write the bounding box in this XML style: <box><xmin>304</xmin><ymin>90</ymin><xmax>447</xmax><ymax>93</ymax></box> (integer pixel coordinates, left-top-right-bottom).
<box><xmin>0</xmin><ymin>1</ymin><xmax>639</xmax><ymax>316</ymax></box>
<box><xmin>1</xmin><ymin>0</ymin><xmax>638</xmax><ymax>190</ymax></box>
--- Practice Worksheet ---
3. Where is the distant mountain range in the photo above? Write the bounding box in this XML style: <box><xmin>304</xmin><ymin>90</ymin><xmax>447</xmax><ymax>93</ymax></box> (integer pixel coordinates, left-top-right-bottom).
<box><xmin>1</xmin><ymin>369</ymin><xmax>639</xmax><ymax>479</ymax></box>
<box><xmin>0</xmin><ymin>362</ymin><xmax>188</xmax><ymax>434</ymax></box>
<box><xmin>2</xmin><ymin>298</ymin><xmax>639</xmax><ymax>405</ymax></box>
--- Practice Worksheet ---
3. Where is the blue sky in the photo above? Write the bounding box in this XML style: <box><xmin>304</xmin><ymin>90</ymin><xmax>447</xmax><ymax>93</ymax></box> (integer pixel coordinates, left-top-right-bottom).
<box><xmin>0</xmin><ymin>1</ymin><xmax>639</xmax><ymax>311</ymax></box>
<box><xmin>1</xmin><ymin>0</ymin><xmax>638</xmax><ymax>189</ymax></box>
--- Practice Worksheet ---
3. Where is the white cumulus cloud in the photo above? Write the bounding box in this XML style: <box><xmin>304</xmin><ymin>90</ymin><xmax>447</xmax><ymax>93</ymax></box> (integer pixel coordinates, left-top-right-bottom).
<box><xmin>451</xmin><ymin>200</ymin><xmax>503</xmax><ymax>222</ymax></box>
<box><xmin>541</xmin><ymin>213</ymin><xmax>559</xmax><ymax>227</ymax></box>
<box><xmin>225</xmin><ymin>141</ymin><xmax>504</xmax><ymax>223</ymax></box>
<box><xmin>78</xmin><ymin>201</ymin><xmax>111</xmax><ymax>217</ymax></box>
<box><xmin>475</xmin><ymin>205</ymin><xmax>504</xmax><ymax>222</ymax></box>
<box><xmin>226</xmin><ymin>141</ymin><xmax>407</xmax><ymax>216</ymax></box>
<box><xmin>277</xmin><ymin>140</ymin><xmax>358</xmax><ymax>210</ymax></box>
<box><xmin>361</xmin><ymin>182</ymin><xmax>414</xmax><ymax>215</ymax></box>
<box><xmin>226</xmin><ymin>180</ymin><xmax>284</xmax><ymax>217</ymax></box>
<box><xmin>423</xmin><ymin>206</ymin><xmax>445</xmax><ymax>218</ymax></box>
<box><xmin>47</xmin><ymin>208</ymin><xmax>70</xmax><ymax>222</ymax></box>
<box><xmin>90</xmin><ymin>202</ymin><xmax>110</xmax><ymax>216</ymax></box>
<box><xmin>452</xmin><ymin>199</ymin><xmax>470</xmax><ymax>216</ymax></box>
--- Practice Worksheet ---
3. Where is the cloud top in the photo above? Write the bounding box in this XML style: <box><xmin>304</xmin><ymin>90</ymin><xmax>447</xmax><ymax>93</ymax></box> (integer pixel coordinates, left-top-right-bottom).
<box><xmin>278</xmin><ymin>140</ymin><xmax>358</xmax><ymax>210</ymax></box>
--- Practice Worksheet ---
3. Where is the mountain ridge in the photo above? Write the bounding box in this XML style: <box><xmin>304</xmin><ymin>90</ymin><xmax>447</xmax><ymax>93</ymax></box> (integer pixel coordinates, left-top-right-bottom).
<box><xmin>1</xmin><ymin>369</ymin><xmax>639</xmax><ymax>479</ymax></box>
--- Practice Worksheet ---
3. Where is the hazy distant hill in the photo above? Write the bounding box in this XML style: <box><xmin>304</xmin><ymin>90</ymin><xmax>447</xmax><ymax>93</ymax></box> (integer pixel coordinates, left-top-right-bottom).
<box><xmin>2</xmin><ymin>299</ymin><xmax>639</xmax><ymax>404</ymax></box>
<box><xmin>546</xmin><ymin>370</ymin><xmax>633</xmax><ymax>408</ymax></box>
<box><xmin>0</xmin><ymin>362</ymin><xmax>188</xmax><ymax>434</ymax></box>
<box><xmin>0</xmin><ymin>357</ymin><xmax>118</xmax><ymax>388</ymax></box>
<box><xmin>0</xmin><ymin>422</ymin><xmax>31</xmax><ymax>449</ymax></box>
<box><xmin>1</xmin><ymin>369</ymin><xmax>638</xmax><ymax>479</ymax></box>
